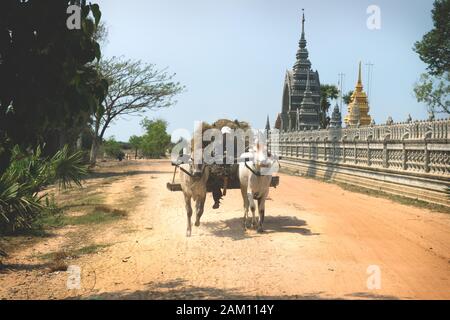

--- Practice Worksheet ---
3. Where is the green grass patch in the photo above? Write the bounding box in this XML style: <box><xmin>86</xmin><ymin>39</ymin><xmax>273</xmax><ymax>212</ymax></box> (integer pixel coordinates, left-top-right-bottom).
<box><xmin>34</xmin><ymin>205</ymin><xmax>127</xmax><ymax>229</ymax></box>
<box><xmin>60</xmin><ymin>192</ymin><xmax>105</xmax><ymax>210</ymax></box>
<box><xmin>64</xmin><ymin>206</ymin><xmax>127</xmax><ymax>226</ymax></box>
<box><xmin>38</xmin><ymin>243</ymin><xmax>112</xmax><ymax>261</ymax></box>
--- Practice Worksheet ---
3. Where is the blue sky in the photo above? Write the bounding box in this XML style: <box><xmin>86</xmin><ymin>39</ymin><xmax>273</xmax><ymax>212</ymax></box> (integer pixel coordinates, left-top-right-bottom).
<box><xmin>97</xmin><ymin>0</ymin><xmax>435</xmax><ymax>141</ymax></box>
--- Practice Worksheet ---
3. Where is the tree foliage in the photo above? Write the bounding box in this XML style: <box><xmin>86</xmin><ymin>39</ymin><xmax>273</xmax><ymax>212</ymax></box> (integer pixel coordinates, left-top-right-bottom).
<box><xmin>0</xmin><ymin>0</ymin><xmax>108</xmax><ymax>171</ymax></box>
<box><xmin>89</xmin><ymin>56</ymin><xmax>184</xmax><ymax>164</ymax></box>
<box><xmin>414</xmin><ymin>72</ymin><xmax>450</xmax><ymax>114</ymax></box>
<box><xmin>413</xmin><ymin>0</ymin><xmax>450</xmax><ymax>76</ymax></box>
<box><xmin>343</xmin><ymin>90</ymin><xmax>354</xmax><ymax>105</ymax></box>
<box><xmin>413</xmin><ymin>0</ymin><xmax>450</xmax><ymax>114</ymax></box>
<box><xmin>139</xmin><ymin>119</ymin><xmax>171</xmax><ymax>159</ymax></box>
<box><xmin>320</xmin><ymin>84</ymin><xmax>339</xmax><ymax>128</ymax></box>
<box><xmin>128</xmin><ymin>135</ymin><xmax>143</xmax><ymax>160</ymax></box>
<box><xmin>103</xmin><ymin>137</ymin><xmax>125</xmax><ymax>161</ymax></box>
<box><xmin>1</xmin><ymin>145</ymin><xmax>88</xmax><ymax>232</ymax></box>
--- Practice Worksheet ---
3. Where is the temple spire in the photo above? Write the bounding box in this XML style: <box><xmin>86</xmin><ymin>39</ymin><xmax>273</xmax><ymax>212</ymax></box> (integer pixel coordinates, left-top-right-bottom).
<box><xmin>357</xmin><ymin>61</ymin><xmax>362</xmax><ymax>85</ymax></box>
<box><xmin>305</xmin><ymin>69</ymin><xmax>311</xmax><ymax>93</ymax></box>
<box><xmin>355</xmin><ymin>61</ymin><xmax>364</xmax><ymax>91</ymax></box>
<box><xmin>299</xmin><ymin>9</ymin><xmax>307</xmax><ymax>49</ymax></box>
<box><xmin>344</xmin><ymin>62</ymin><xmax>372</xmax><ymax>127</ymax></box>
<box><xmin>294</xmin><ymin>9</ymin><xmax>311</xmax><ymax>71</ymax></box>
<box><xmin>265</xmin><ymin>115</ymin><xmax>271</xmax><ymax>131</ymax></box>
<box><xmin>301</xmin><ymin>9</ymin><xmax>305</xmax><ymax>39</ymax></box>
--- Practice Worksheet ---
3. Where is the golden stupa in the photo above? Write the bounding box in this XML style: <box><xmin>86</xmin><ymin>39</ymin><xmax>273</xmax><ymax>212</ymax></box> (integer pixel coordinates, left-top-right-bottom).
<box><xmin>344</xmin><ymin>62</ymin><xmax>372</xmax><ymax>127</ymax></box>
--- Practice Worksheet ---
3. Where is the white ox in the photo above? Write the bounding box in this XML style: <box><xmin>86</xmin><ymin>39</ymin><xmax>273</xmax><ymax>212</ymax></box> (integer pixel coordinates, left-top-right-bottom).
<box><xmin>238</xmin><ymin>142</ymin><xmax>279</xmax><ymax>233</ymax></box>
<box><xmin>179</xmin><ymin>161</ymin><xmax>210</xmax><ymax>237</ymax></box>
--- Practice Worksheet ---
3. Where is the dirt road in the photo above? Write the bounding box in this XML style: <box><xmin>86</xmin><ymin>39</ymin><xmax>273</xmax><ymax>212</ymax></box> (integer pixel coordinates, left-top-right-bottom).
<box><xmin>1</xmin><ymin>160</ymin><xmax>450</xmax><ymax>300</ymax></box>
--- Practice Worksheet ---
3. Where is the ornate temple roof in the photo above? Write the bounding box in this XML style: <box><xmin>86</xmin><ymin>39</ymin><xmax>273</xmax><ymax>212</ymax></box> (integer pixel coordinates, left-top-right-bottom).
<box><xmin>344</xmin><ymin>62</ymin><xmax>372</xmax><ymax>127</ymax></box>
<box><xmin>280</xmin><ymin>10</ymin><xmax>321</xmax><ymax>132</ymax></box>
<box><xmin>293</xmin><ymin>10</ymin><xmax>312</xmax><ymax>73</ymax></box>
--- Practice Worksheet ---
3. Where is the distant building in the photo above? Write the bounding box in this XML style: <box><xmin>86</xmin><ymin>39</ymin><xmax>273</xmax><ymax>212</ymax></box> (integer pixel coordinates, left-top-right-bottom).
<box><xmin>280</xmin><ymin>10</ymin><xmax>321</xmax><ymax>132</ymax></box>
<box><xmin>330</xmin><ymin>104</ymin><xmax>342</xmax><ymax>128</ymax></box>
<box><xmin>344</xmin><ymin>62</ymin><xmax>372</xmax><ymax>127</ymax></box>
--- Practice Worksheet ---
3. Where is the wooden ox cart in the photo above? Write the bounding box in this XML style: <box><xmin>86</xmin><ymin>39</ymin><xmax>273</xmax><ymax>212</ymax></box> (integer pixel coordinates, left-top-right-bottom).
<box><xmin>166</xmin><ymin>160</ymin><xmax>280</xmax><ymax>193</ymax></box>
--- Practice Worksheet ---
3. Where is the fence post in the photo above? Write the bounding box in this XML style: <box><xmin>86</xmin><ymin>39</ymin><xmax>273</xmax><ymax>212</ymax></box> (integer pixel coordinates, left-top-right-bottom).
<box><xmin>424</xmin><ymin>139</ymin><xmax>430</xmax><ymax>173</ymax></box>
<box><xmin>402</xmin><ymin>141</ymin><xmax>407</xmax><ymax>170</ymax></box>
<box><xmin>342</xmin><ymin>137</ymin><xmax>346</xmax><ymax>163</ymax></box>
<box><xmin>382</xmin><ymin>134</ymin><xmax>390</xmax><ymax>168</ymax></box>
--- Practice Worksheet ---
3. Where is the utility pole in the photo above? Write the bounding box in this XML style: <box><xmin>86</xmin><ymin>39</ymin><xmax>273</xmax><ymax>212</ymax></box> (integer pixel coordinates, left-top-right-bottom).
<box><xmin>365</xmin><ymin>62</ymin><xmax>374</xmax><ymax>103</ymax></box>
<box><xmin>338</xmin><ymin>73</ymin><xmax>346</xmax><ymax>114</ymax></box>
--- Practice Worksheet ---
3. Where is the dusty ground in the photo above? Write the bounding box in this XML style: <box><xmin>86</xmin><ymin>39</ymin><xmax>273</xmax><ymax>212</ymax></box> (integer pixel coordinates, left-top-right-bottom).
<box><xmin>1</xmin><ymin>159</ymin><xmax>450</xmax><ymax>300</ymax></box>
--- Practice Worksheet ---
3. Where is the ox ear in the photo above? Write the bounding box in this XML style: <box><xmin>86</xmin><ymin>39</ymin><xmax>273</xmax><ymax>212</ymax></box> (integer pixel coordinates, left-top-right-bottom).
<box><xmin>238</xmin><ymin>152</ymin><xmax>254</xmax><ymax>163</ymax></box>
<box><xmin>172</xmin><ymin>154</ymin><xmax>190</xmax><ymax>165</ymax></box>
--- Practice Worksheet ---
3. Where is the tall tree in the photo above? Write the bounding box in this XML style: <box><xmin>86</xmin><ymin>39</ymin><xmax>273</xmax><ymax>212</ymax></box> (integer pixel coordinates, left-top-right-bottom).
<box><xmin>414</xmin><ymin>0</ymin><xmax>450</xmax><ymax>76</ymax></box>
<box><xmin>343</xmin><ymin>91</ymin><xmax>354</xmax><ymax>105</ymax></box>
<box><xmin>128</xmin><ymin>135</ymin><xmax>143</xmax><ymax>160</ymax></box>
<box><xmin>319</xmin><ymin>84</ymin><xmax>339</xmax><ymax>128</ymax></box>
<box><xmin>414</xmin><ymin>73</ymin><xmax>449</xmax><ymax>115</ymax></box>
<box><xmin>0</xmin><ymin>1</ymin><xmax>108</xmax><ymax>172</ymax></box>
<box><xmin>413</xmin><ymin>0</ymin><xmax>450</xmax><ymax>115</ymax></box>
<box><xmin>139</xmin><ymin>119</ymin><xmax>171</xmax><ymax>159</ymax></box>
<box><xmin>90</xmin><ymin>57</ymin><xmax>184</xmax><ymax>164</ymax></box>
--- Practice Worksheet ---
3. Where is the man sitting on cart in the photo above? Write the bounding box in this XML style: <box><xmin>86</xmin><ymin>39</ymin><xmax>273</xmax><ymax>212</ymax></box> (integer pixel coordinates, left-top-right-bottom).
<box><xmin>210</xmin><ymin>126</ymin><xmax>234</xmax><ymax>209</ymax></box>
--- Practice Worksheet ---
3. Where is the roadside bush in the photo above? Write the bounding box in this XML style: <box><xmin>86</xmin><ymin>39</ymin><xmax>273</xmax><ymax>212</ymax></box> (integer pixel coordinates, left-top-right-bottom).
<box><xmin>0</xmin><ymin>145</ymin><xmax>87</xmax><ymax>232</ymax></box>
<box><xmin>103</xmin><ymin>137</ymin><xmax>125</xmax><ymax>161</ymax></box>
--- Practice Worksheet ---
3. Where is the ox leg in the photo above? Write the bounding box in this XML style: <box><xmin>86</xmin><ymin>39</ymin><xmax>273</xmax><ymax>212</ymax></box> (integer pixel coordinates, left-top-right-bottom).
<box><xmin>184</xmin><ymin>194</ymin><xmax>193</xmax><ymax>237</ymax></box>
<box><xmin>257</xmin><ymin>196</ymin><xmax>266</xmax><ymax>233</ymax></box>
<box><xmin>247</xmin><ymin>192</ymin><xmax>256</xmax><ymax>230</ymax></box>
<box><xmin>195</xmin><ymin>194</ymin><xmax>206</xmax><ymax>227</ymax></box>
<box><xmin>240</xmin><ymin>187</ymin><xmax>249</xmax><ymax>230</ymax></box>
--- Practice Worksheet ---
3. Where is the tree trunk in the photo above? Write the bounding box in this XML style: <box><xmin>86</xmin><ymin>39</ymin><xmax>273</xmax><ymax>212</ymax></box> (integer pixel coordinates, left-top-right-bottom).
<box><xmin>90</xmin><ymin>119</ymin><xmax>101</xmax><ymax>165</ymax></box>
<box><xmin>90</xmin><ymin>114</ymin><xmax>111</xmax><ymax>165</ymax></box>
<box><xmin>89</xmin><ymin>137</ymin><xmax>99</xmax><ymax>165</ymax></box>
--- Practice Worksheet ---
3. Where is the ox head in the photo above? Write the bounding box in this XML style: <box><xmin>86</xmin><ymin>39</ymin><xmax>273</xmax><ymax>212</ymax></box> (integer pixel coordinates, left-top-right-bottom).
<box><xmin>188</xmin><ymin>156</ymin><xmax>207</xmax><ymax>179</ymax></box>
<box><xmin>253</xmin><ymin>139</ymin><xmax>271</xmax><ymax>173</ymax></box>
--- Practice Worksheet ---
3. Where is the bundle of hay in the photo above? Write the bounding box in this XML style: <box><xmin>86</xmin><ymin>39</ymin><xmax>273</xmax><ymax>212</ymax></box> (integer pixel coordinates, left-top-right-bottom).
<box><xmin>192</xmin><ymin>119</ymin><xmax>251</xmax><ymax>150</ymax></box>
<box><xmin>204</xmin><ymin>119</ymin><xmax>250</xmax><ymax>131</ymax></box>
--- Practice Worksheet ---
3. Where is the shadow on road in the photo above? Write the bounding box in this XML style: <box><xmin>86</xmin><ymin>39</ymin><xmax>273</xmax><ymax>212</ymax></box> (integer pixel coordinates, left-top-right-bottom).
<box><xmin>76</xmin><ymin>278</ymin><xmax>401</xmax><ymax>300</ymax></box>
<box><xmin>83</xmin><ymin>170</ymin><xmax>171</xmax><ymax>181</ymax></box>
<box><xmin>203</xmin><ymin>215</ymin><xmax>319</xmax><ymax>241</ymax></box>
<box><xmin>78</xmin><ymin>278</ymin><xmax>328</xmax><ymax>300</ymax></box>
<box><xmin>0</xmin><ymin>262</ymin><xmax>50</xmax><ymax>274</ymax></box>
<box><xmin>345</xmin><ymin>292</ymin><xmax>402</xmax><ymax>300</ymax></box>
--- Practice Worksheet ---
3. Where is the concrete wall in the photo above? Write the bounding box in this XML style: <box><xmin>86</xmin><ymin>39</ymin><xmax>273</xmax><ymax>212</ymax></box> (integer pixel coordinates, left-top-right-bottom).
<box><xmin>269</xmin><ymin>118</ymin><xmax>450</xmax><ymax>207</ymax></box>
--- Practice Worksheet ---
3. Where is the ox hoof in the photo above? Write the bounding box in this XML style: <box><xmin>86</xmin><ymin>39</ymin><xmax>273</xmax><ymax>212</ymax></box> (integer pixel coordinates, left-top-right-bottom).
<box><xmin>194</xmin><ymin>221</ymin><xmax>200</xmax><ymax>227</ymax></box>
<box><xmin>257</xmin><ymin>227</ymin><xmax>264</xmax><ymax>234</ymax></box>
<box><xmin>186</xmin><ymin>230</ymin><xmax>192</xmax><ymax>237</ymax></box>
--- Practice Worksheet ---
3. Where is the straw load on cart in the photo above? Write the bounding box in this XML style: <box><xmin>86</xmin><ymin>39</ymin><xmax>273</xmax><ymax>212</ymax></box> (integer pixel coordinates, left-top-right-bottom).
<box><xmin>167</xmin><ymin>119</ymin><xmax>279</xmax><ymax>194</ymax></box>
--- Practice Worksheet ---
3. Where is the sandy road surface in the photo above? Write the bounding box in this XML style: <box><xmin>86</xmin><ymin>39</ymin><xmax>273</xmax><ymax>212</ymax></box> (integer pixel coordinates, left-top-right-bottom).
<box><xmin>1</xmin><ymin>160</ymin><xmax>450</xmax><ymax>300</ymax></box>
